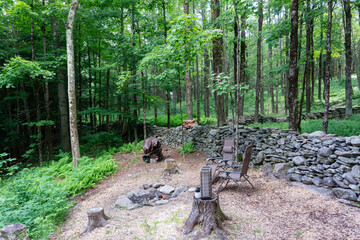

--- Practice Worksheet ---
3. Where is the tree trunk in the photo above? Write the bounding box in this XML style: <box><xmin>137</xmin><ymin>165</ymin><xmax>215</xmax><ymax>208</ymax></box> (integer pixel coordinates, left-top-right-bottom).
<box><xmin>323</xmin><ymin>0</ymin><xmax>333</xmax><ymax>133</ymax></box>
<box><xmin>305</xmin><ymin>0</ymin><xmax>312</xmax><ymax>114</ymax></box>
<box><xmin>183</xmin><ymin>195</ymin><xmax>231</xmax><ymax>239</ymax></box>
<box><xmin>255</xmin><ymin>0</ymin><xmax>263</xmax><ymax>122</ymax></box>
<box><xmin>82</xmin><ymin>208</ymin><xmax>110</xmax><ymax>235</ymax></box>
<box><xmin>343</xmin><ymin>0</ymin><xmax>352</xmax><ymax>117</ymax></box>
<box><xmin>66</xmin><ymin>0</ymin><xmax>81</xmax><ymax>167</ymax></box>
<box><xmin>212</xmin><ymin>0</ymin><xmax>225</xmax><ymax>126</ymax></box>
<box><xmin>239</xmin><ymin>12</ymin><xmax>246</xmax><ymax>116</ymax></box>
<box><xmin>202</xmin><ymin>7</ymin><xmax>210</xmax><ymax>118</ymax></box>
<box><xmin>184</xmin><ymin>0</ymin><xmax>193</xmax><ymax>120</ymax></box>
<box><xmin>288</xmin><ymin>0</ymin><xmax>299</xmax><ymax>131</ymax></box>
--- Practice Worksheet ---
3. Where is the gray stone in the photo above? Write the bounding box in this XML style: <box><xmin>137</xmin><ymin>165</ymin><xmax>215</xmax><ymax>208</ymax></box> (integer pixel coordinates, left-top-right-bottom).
<box><xmin>152</xmin><ymin>182</ymin><xmax>165</xmax><ymax>188</ymax></box>
<box><xmin>302</xmin><ymin>176</ymin><xmax>313</xmax><ymax>185</ymax></box>
<box><xmin>168</xmin><ymin>237</ymin><xmax>177</xmax><ymax>240</ymax></box>
<box><xmin>159</xmin><ymin>185</ymin><xmax>175</xmax><ymax>195</ymax></box>
<box><xmin>334</xmin><ymin>151</ymin><xmax>354</xmax><ymax>157</ymax></box>
<box><xmin>254</xmin><ymin>151</ymin><xmax>265</xmax><ymax>165</ymax></box>
<box><xmin>115</xmin><ymin>195</ymin><xmax>139</xmax><ymax>210</ymax></box>
<box><xmin>351</xmin><ymin>165</ymin><xmax>360</xmax><ymax>178</ymax></box>
<box><xmin>349</xmin><ymin>184</ymin><xmax>360</xmax><ymax>191</ymax></box>
<box><xmin>338</xmin><ymin>156</ymin><xmax>356</xmax><ymax>165</ymax></box>
<box><xmin>308</xmin><ymin>131</ymin><xmax>326</xmax><ymax>140</ymax></box>
<box><xmin>332</xmin><ymin>188</ymin><xmax>357</xmax><ymax>201</ymax></box>
<box><xmin>312</xmin><ymin>177</ymin><xmax>323</xmax><ymax>186</ymax></box>
<box><xmin>350</xmin><ymin>137</ymin><xmax>360</xmax><ymax>146</ymax></box>
<box><xmin>277</xmin><ymin>138</ymin><xmax>286</xmax><ymax>145</ymax></box>
<box><xmin>343</xmin><ymin>172</ymin><xmax>357</xmax><ymax>184</ymax></box>
<box><xmin>289</xmin><ymin>174</ymin><xmax>302</xmax><ymax>182</ymax></box>
<box><xmin>142</xmin><ymin>184</ymin><xmax>150</xmax><ymax>189</ymax></box>
<box><xmin>172</xmin><ymin>185</ymin><xmax>187</xmax><ymax>198</ymax></box>
<box><xmin>358</xmin><ymin>195</ymin><xmax>360</xmax><ymax>202</ymax></box>
<box><xmin>0</xmin><ymin>224</ymin><xmax>27</xmax><ymax>240</ymax></box>
<box><xmin>209</xmin><ymin>129</ymin><xmax>218</xmax><ymax>136</ymax></box>
<box><xmin>323</xmin><ymin>177</ymin><xmax>335</xmax><ymax>187</ymax></box>
<box><xmin>293</xmin><ymin>156</ymin><xmax>306</xmax><ymax>166</ymax></box>
<box><xmin>318</xmin><ymin>147</ymin><xmax>332</xmax><ymax>157</ymax></box>
<box><xmin>273</xmin><ymin>163</ymin><xmax>289</xmax><ymax>178</ymax></box>
<box><xmin>188</xmin><ymin>187</ymin><xmax>196</xmax><ymax>192</ymax></box>
<box><xmin>155</xmin><ymin>199</ymin><xmax>169</xmax><ymax>205</ymax></box>
<box><xmin>333</xmin><ymin>177</ymin><xmax>349</xmax><ymax>189</ymax></box>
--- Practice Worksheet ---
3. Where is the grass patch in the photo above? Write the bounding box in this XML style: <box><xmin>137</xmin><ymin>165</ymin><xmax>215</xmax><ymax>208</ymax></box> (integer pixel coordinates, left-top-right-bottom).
<box><xmin>249</xmin><ymin>114</ymin><xmax>360</xmax><ymax>136</ymax></box>
<box><xmin>178</xmin><ymin>141</ymin><xmax>195</xmax><ymax>154</ymax></box>
<box><xmin>144</xmin><ymin>114</ymin><xmax>216</xmax><ymax>127</ymax></box>
<box><xmin>0</xmin><ymin>153</ymin><xmax>118</xmax><ymax>239</ymax></box>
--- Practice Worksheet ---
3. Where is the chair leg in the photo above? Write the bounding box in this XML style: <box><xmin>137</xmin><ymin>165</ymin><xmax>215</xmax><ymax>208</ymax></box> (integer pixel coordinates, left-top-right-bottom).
<box><xmin>244</xmin><ymin>175</ymin><xmax>254</xmax><ymax>189</ymax></box>
<box><xmin>217</xmin><ymin>179</ymin><xmax>230</xmax><ymax>194</ymax></box>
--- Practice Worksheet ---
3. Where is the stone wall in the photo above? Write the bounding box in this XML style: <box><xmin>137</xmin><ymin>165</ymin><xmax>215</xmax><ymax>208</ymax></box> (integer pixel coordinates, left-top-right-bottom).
<box><xmin>152</xmin><ymin>125</ymin><xmax>360</xmax><ymax>203</ymax></box>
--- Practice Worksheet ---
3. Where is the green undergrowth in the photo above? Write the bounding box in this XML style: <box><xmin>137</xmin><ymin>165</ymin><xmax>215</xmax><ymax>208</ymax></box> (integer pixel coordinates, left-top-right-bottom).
<box><xmin>178</xmin><ymin>141</ymin><xmax>195</xmax><ymax>154</ymax></box>
<box><xmin>118</xmin><ymin>140</ymin><xmax>144</xmax><ymax>154</ymax></box>
<box><xmin>144</xmin><ymin>114</ymin><xmax>217</xmax><ymax>127</ymax></box>
<box><xmin>249</xmin><ymin>114</ymin><xmax>360</xmax><ymax>136</ymax></box>
<box><xmin>0</xmin><ymin>153</ymin><xmax>118</xmax><ymax>239</ymax></box>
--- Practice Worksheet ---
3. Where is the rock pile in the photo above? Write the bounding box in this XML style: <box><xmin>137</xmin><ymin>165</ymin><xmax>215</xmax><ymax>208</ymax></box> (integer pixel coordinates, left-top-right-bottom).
<box><xmin>115</xmin><ymin>183</ymin><xmax>187</xmax><ymax>210</ymax></box>
<box><xmin>153</xmin><ymin>125</ymin><xmax>360</xmax><ymax>203</ymax></box>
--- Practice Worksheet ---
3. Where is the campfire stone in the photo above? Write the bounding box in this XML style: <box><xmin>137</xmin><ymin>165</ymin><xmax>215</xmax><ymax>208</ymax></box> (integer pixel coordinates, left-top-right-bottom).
<box><xmin>155</xmin><ymin>199</ymin><xmax>169</xmax><ymax>205</ymax></box>
<box><xmin>159</xmin><ymin>185</ymin><xmax>175</xmax><ymax>195</ymax></box>
<box><xmin>188</xmin><ymin>187</ymin><xmax>196</xmax><ymax>192</ymax></box>
<box><xmin>115</xmin><ymin>195</ymin><xmax>139</xmax><ymax>210</ymax></box>
<box><xmin>172</xmin><ymin>185</ymin><xmax>187</xmax><ymax>198</ymax></box>
<box><xmin>152</xmin><ymin>182</ymin><xmax>165</xmax><ymax>188</ymax></box>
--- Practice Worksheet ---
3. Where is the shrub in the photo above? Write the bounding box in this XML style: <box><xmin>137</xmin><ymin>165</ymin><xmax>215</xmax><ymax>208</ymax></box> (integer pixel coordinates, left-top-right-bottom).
<box><xmin>118</xmin><ymin>140</ymin><xmax>144</xmax><ymax>154</ymax></box>
<box><xmin>178</xmin><ymin>141</ymin><xmax>195</xmax><ymax>154</ymax></box>
<box><xmin>0</xmin><ymin>152</ymin><xmax>118</xmax><ymax>239</ymax></box>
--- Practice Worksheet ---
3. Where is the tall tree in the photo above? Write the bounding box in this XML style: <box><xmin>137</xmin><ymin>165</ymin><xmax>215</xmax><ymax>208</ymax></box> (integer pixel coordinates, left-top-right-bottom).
<box><xmin>184</xmin><ymin>0</ymin><xmax>193</xmax><ymax>120</ymax></box>
<box><xmin>323</xmin><ymin>0</ymin><xmax>333</xmax><ymax>133</ymax></box>
<box><xmin>288</xmin><ymin>0</ymin><xmax>299</xmax><ymax>131</ymax></box>
<box><xmin>211</xmin><ymin>0</ymin><xmax>226</xmax><ymax>126</ymax></box>
<box><xmin>254</xmin><ymin>0</ymin><xmax>263</xmax><ymax>123</ymax></box>
<box><xmin>343</xmin><ymin>0</ymin><xmax>352</xmax><ymax>117</ymax></box>
<box><xmin>66</xmin><ymin>0</ymin><xmax>80</xmax><ymax>167</ymax></box>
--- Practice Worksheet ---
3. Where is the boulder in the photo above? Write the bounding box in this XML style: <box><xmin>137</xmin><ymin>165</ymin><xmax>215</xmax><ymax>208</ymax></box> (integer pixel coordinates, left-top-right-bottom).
<box><xmin>343</xmin><ymin>172</ymin><xmax>357</xmax><ymax>184</ymax></box>
<box><xmin>332</xmin><ymin>188</ymin><xmax>357</xmax><ymax>201</ymax></box>
<box><xmin>351</xmin><ymin>165</ymin><xmax>360</xmax><ymax>178</ymax></box>
<box><xmin>302</xmin><ymin>176</ymin><xmax>313</xmax><ymax>185</ymax></box>
<box><xmin>289</xmin><ymin>174</ymin><xmax>302</xmax><ymax>182</ymax></box>
<box><xmin>350</xmin><ymin>137</ymin><xmax>360</xmax><ymax>146</ymax></box>
<box><xmin>159</xmin><ymin>185</ymin><xmax>175</xmax><ymax>195</ymax></box>
<box><xmin>152</xmin><ymin>182</ymin><xmax>165</xmax><ymax>188</ymax></box>
<box><xmin>253</xmin><ymin>151</ymin><xmax>265</xmax><ymax>165</ymax></box>
<box><xmin>273</xmin><ymin>163</ymin><xmax>289</xmax><ymax>178</ymax></box>
<box><xmin>323</xmin><ymin>177</ymin><xmax>336</xmax><ymax>187</ymax></box>
<box><xmin>172</xmin><ymin>185</ymin><xmax>187</xmax><ymax>198</ymax></box>
<box><xmin>293</xmin><ymin>156</ymin><xmax>306</xmax><ymax>166</ymax></box>
<box><xmin>318</xmin><ymin>147</ymin><xmax>332</xmax><ymax>157</ymax></box>
<box><xmin>312</xmin><ymin>177</ymin><xmax>323</xmax><ymax>186</ymax></box>
<box><xmin>115</xmin><ymin>195</ymin><xmax>139</xmax><ymax>210</ymax></box>
<box><xmin>308</xmin><ymin>131</ymin><xmax>326</xmax><ymax>140</ymax></box>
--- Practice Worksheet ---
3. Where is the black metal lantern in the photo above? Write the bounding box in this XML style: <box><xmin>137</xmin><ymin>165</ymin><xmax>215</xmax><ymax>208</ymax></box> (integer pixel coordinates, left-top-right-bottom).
<box><xmin>200</xmin><ymin>166</ymin><xmax>212</xmax><ymax>199</ymax></box>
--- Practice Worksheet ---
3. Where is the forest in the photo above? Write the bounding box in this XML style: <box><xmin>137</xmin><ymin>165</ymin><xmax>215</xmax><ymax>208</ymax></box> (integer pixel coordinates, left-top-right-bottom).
<box><xmin>1</xmin><ymin>0</ymin><xmax>360</xmax><ymax>170</ymax></box>
<box><xmin>1</xmin><ymin>0</ymin><xmax>360</xmax><ymax>238</ymax></box>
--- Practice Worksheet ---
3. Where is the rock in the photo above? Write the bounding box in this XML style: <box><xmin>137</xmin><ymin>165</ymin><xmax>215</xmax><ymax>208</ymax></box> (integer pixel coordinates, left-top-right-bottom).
<box><xmin>155</xmin><ymin>199</ymin><xmax>169</xmax><ymax>205</ymax></box>
<box><xmin>350</xmin><ymin>137</ymin><xmax>360</xmax><ymax>146</ymax></box>
<box><xmin>159</xmin><ymin>185</ymin><xmax>175</xmax><ymax>195</ymax></box>
<box><xmin>188</xmin><ymin>187</ymin><xmax>196</xmax><ymax>192</ymax></box>
<box><xmin>293</xmin><ymin>156</ymin><xmax>306</xmax><ymax>166</ymax></box>
<box><xmin>343</xmin><ymin>172</ymin><xmax>357</xmax><ymax>184</ymax></box>
<box><xmin>349</xmin><ymin>184</ymin><xmax>360</xmax><ymax>191</ymax></box>
<box><xmin>338</xmin><ymin>156</ymin><xmax>356</xmax><ymax>165</ymax></box>
<box><xmin>318</xmin><ymin>147</ymin><xmax>332</xmax><ymax>157</ymax></box>
<box><xmin>172</xmin><ymin>185</ymin><xmax>187</xmax><ymax>198</ymax></box>
<box><xmin>152</xmin><ymin>182</ymin><xmax>165</xmax><ymax>188</ymax></box>
<box><xmin>253</xmin><ymin>151</ymin><xmax>265</xmax><ymax>165</ymax></box>
<box><xmin>323</xmin><ymin>177</ymin><xmax>335</xmax><ymax>187</ymax></box>
<box><xmin>168</xmin><ymin>237</ymin><xmax>177</xmax><ymax>240</ymax></box>
<box><xmin>209</xmin><ymin>129</ymin><xmax>218</xmax><ymax>136</ymax></box>
<box><xmin>308</xmin><ymin>131</ymin><xmax>326</xmax><ymax>140</ymax></box>
<box><xmin>332</xmin><ymin>188</ymin><xmax>357</xmax><ymax>201</ymax></box>
<box><xmin>142</xmin><ymin>184</ymin><xmax>150</xmax><ymax>189</ymax></box>
<box><xmin>302</xmin><ymin>176</ymin><xmax>313</xmax><ymax>185</ymax></box>
<box><xmin>351</xmin><ymin>165</ymin><xmax>360</xmax><ymax>178</ymax></box>
<box><xmin>273</xmin><ymin>163</ymin><xmax>289</xmax><ymax>178</ymax></box>
<box><xmin>277</xmin><ymin>138</ymin><xmax>286</xmax><ymax>145</ymax></box>
<box><xmin>312</xmin><ymin>177</ymin><xmax>323</xmax><ymax>186</ymax></box>
<box><xmin>289</xmin><ymin>174</ymin><xmax>302</xmax><ymax>182</ymax></box>
<box><xmin>0</xmin><ymin>224</ymin><xmax>27</xmax><ymax>240</ymax></box>
<box><xmin>115</xmin><ymin>195</ymin><xmax>139</xmax><ymax>210</ymax></box>
<box><xmin>333</xmin><ymin>177</ymin><xmax>349</xmax><ymax>189</ymax></box>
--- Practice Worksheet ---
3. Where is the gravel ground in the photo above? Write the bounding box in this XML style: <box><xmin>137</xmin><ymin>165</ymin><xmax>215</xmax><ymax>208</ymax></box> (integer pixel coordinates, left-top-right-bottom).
<box><xmin>54</xmin><ymin>147</ymin><xmax>360</xmax><ymax>240</ymax></box>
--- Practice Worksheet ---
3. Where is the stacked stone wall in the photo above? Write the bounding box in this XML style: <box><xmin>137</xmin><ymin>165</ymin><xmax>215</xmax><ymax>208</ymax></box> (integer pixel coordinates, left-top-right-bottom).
<box><xmin>152</xmin><ymin>125</ymin><xmax>360</xmax><ymax>203</ymax></box>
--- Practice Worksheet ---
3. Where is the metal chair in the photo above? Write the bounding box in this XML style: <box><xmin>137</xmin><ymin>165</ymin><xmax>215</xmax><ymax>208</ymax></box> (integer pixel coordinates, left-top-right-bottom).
<box><xmin>216</xmin><ymin>145</ymin><xmax>254</xmax><ymax>195</ymax></box>
<box><xmin>205</xmin><ymin>137</ymin><xmax>234</xmax><ymax>183</ymax></box>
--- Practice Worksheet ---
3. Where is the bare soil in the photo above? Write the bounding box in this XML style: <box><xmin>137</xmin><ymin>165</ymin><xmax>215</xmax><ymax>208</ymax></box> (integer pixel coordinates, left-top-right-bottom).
<box><xmin>54</xmin><ymin>147</ymin><xmax>360</xmax><ymax>240</ymax></box>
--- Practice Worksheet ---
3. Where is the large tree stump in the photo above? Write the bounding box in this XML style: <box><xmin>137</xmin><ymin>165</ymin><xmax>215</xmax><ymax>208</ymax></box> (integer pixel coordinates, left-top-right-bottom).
<box><xmin>162</xmin><ymin>159</ymin><xmax>183</xmax><ymax>177</ymax></box>
<box><xmin>183</xmin><ymin>194</ymin><xmax>231</xmax><ymax>240</ymax></box>
<box><xmin>0</xmin><ymin>224</ymin><xmax>27</xmax><ymax>240</ymax></box>
<box><xmin>82</xmin><ymin>208</ymin><xmax>110</xmax><ymax>235</ymax></box>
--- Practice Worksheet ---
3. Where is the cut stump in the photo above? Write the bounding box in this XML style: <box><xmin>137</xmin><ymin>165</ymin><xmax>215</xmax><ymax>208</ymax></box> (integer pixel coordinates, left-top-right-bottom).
<box><xmin>183</xmin><ymin>194</ymin><xmax>231</xmax><ymax>240</ymax></box>
<box><xmin>82</xmin><ymin>208</ymin><xmax>110</xmax><ymax>235</ymax></box>
<box><xmin>162</xmin><ymin>159</ymin><xmax>183</xmax><ymax>177</ymax></box>
<box><xmin>0</xmin><ymin>224</ymin><xmax>27</xmax><ymax>240</ymax></box>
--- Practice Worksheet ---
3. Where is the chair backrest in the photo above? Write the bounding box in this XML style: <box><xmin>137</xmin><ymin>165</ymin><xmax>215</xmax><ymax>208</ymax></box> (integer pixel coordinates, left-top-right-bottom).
<box><xmin>222</xmin><ymin>137</ymin><xmax>234</xmax><ymax>161</ymax></box>
<box><xmin>240</xmin><ymin>145</ymin><xmax>252</xmax><ymax>177</ymax></box>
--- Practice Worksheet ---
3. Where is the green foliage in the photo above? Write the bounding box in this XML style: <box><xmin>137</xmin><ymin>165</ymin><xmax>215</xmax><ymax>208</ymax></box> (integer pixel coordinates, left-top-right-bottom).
<box><xmin>81</xmin><ymin>132</ymin><xmax>123</xmax><ymax>156</ymax></box>
<box><xmin>0</xmin><ymin>153</ymin><xmax>118</xmax><ymax>239</ymax></box>
<box><xmin>249</xmin><ymin>114</ymin><xmax>360</xmax><ymax>137</ymax></box>
<box><xmin>178</xmin><ymin>141</ymin><xmax>194</xmax><ymax>154</ymax></box>
<box><xmin>118</xmin><ymin>141</ymin><xmax>144</xmax><ymax>154</ymax></box>
<box><xmin>145</xmin><ymin>114</ymin><xmax>217</xmax><ymax>127</ymax></box>
<box><xmin>0</xmin><ymin>153</ymin><xmax>18</xmax><ymax>178</ymax></box>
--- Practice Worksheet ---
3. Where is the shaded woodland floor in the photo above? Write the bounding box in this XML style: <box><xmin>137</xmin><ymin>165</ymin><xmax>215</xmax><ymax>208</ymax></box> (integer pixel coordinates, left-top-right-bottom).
<box><xmin>54</xmin><ymin>147</ymin><xmax>360</xmax><ymax>240</ymax></box>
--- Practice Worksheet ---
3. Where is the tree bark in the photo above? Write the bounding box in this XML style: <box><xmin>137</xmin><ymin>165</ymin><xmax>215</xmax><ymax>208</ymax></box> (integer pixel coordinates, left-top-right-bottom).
<box><xmin>184</xmin><ymin>0</ymin><xmax>193</xmax><ymax>120</ymax></box>
<box><xmin>202</xmin><ymin>8</ymin><xmax>210</xmax><ymax>118</ymax></box>
<box><xmin>82</xmin><ymin>208</ymin><xmax>110</xmax><ymax>235</ymax></box>
<box><xmin>288</xmin><ymin>0</ymin><xmax>299</xmax><ymax>131</ymax></box>
<box><xmin>343</xmin><ymin>0</ymin><xmax>352</xmax><ymax>117</ymax></box>
<box><xmin>239</xmin><ymin>13</ymin><xmax>246</xmax><ymax>116</ymax></box>
<box><xmin>212</xmin><ymin>0</ymin><xmax>225</xmax><ymax>126</ymax></box>
<box><xmin>66</xmin><ymin>0</ymin><xmax>81</xmax><ymax>167</ymax></box>
<box><xmin>305</xmin><ymin>0</ymin><xmax>312</xmax><ymax>114</ymax></box>
<box><xmin>255</xmin><ymin>0</ymin><xmax>263</xmax><ymax>123</ymax></box>
<box><xmin>323</xmin><ymin>0</ymin><xmax>333</xmax><ymax>133</ymax></box>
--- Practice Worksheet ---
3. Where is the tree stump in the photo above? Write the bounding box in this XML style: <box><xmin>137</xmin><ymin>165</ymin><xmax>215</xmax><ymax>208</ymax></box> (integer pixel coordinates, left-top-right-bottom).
<box><xmin>82</xmin><ymin>208</ymin><xmax>110</xmax><ymax>235</ymax></box>
<box><xmin>162</xmin><ymin>159</ymin><xmax>183</xmax><ymax>177</ymax></box>
<box><xmin>183</xmin><ymin>194</ymin><xmax>231</xmax><ymax>240</ymax></box>
<box><xmin>0</xmin><ymin>224</ymin><xmax>27</xmax><ymax>240</ymax></box>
